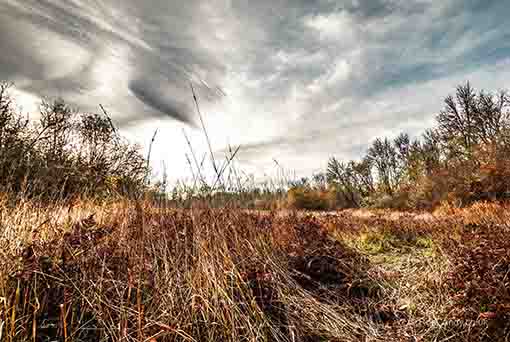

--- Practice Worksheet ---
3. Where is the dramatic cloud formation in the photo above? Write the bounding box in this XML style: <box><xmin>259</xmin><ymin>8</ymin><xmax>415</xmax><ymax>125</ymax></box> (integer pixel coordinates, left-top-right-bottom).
<box><xmin>1</xmin><ymin>0</ymin><xmax>510</xmax><ymax>179</ymax></box>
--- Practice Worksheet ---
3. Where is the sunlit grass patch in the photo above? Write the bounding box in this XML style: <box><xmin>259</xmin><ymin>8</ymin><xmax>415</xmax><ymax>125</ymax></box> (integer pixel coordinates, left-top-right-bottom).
<box><xmin>341</xmin><ymin>228</ymin><xmax>436</xmax><ymax>257</ymax></box>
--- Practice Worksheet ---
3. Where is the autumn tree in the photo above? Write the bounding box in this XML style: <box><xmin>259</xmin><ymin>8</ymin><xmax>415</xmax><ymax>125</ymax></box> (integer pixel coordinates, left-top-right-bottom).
<box><xmin>367</xmin><ymin>137</ymin><xmax>400</xmax><ymax>196</ymax></box>
<box><xmin>437</xmin><ymin>82</ymin><xmax>510</xmax><ymax>160</ymax></box>
<box><xmin>327</xmin><ymin>157</ymin><xmax>374</xmax><ymax>207</ymax></box>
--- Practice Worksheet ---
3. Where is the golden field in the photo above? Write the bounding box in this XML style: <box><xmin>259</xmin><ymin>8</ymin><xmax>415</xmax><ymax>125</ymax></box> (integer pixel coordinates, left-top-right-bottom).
<box><xmin>1</xmin><ymin>199</ymin><xmax>509</xmax><ymax>342</ymax></box>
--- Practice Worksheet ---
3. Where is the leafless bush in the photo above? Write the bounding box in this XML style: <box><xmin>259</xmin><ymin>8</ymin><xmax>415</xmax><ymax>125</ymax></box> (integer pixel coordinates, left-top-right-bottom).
<box><xmin>0</xmin><ymin>82</ymin><xmax>148</xmax><ymax>200</ymax></box>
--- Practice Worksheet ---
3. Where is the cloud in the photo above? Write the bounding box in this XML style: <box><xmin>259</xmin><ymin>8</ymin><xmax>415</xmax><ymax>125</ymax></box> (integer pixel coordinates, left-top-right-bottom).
<box><xmin>304</xmin><ymin>11</ymin><xmax>357</xmax><ymax>41</ymax></box>
<box><xmin>308</xmin><ymin>59</ymin><xmax>351</xmax><ymax>93</ymax></box>
<box><xmin>0</xmin><ymin>10</ymin><xmax>93</xmax><ymax>87</ymax></box>
<box><xmin>1</xmin><ymin>0</ymin><xmax>510</xmax><ymax>179</ymax></box>
<box><xmin>128</xmin><ymin>78</ymin><xmax>196</xmax><ymax>126</ymax></box>
<box><xmin>0</xmin><ymin>0</ymin><xmax>225</xmax><ymax>127</ymax></box>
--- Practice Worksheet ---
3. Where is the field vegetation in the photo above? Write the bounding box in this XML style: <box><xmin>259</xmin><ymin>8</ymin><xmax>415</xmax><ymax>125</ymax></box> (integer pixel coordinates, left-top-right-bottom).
<box><xmin>0</xmin><ymin>81</ymin><xmax>509</xmax><ymax>341</ymax></box>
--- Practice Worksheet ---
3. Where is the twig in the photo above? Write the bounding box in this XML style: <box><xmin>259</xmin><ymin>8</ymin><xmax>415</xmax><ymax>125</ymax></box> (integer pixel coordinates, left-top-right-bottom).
<box><xmin>190</xmin><ymin>82</ymin><xmax>220</xmax><ymax>182</ymax></box>
<box><xmin>182</xmin><ymin>129</ymin><xmax>206</xmax><ymax>186</ymax></box>
<box><xmin>185</xmin><ymin>153</ymin><xmax>199</xmax><ymax>192</ymax></box>
<box><xmin>211</xmin><ymin>145</ymin><xmax>241</xmax><ymax>191</ymax></box>
<box><xmin>145</xmin><ymin>129</ymin><xmax>158</xmax><ymax>185</ymax></box>
<box><xmin>99</xmin><ymin>104</ymin><xmax>117</xmax><ymax>135</ymax></box>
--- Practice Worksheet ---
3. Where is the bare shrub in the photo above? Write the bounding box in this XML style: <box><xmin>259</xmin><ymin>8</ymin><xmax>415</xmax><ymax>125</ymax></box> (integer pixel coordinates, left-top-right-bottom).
<box><xmin>0</xmin><ymin>82</ymin><xmax>147</xmax><ymax>200</ymax></box>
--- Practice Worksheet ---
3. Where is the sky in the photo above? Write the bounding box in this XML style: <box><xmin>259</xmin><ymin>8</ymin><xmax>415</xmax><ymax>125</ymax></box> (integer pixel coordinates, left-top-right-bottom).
<box><xmin>1</xmin><ymin>0</ymin><xmax>510</xmax><ymax>182</ymax></box>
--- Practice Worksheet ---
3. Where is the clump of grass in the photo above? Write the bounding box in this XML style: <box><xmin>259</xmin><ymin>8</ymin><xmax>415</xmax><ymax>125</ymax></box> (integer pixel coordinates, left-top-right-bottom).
<box><xmin>2</xmin><ymin>198</ymin><xmax>510</xmax><ymax>341</ymax></box>
<box><xmin>1</xmin><ymin>199</ymin><xmax>386</xmax><ymax>342</ymax></box>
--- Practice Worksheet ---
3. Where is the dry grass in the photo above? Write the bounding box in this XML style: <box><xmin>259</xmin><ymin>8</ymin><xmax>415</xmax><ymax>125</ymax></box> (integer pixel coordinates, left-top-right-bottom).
<box><xmin>0</xmin><ymin>199</ymin><xmax>509</xmax><ymax>341</ymax></box>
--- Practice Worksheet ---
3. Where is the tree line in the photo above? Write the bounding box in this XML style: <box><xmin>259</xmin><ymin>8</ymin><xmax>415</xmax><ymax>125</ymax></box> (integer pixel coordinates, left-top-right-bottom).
<box><xmin>322</xmin><ymin>82</ymin><xmax>510</xmax><ymax>208</ymax></box>
<box><xmin>2</xmin><ymin>80</ymin><xmax>509</xmax><ymax>208</ymax></box>
<box><xmin>0</xmin><ymin>82</ymin><xmax>148</xmax><ymax>200</ymax></box>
